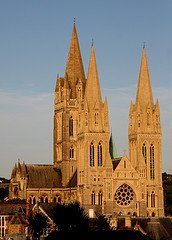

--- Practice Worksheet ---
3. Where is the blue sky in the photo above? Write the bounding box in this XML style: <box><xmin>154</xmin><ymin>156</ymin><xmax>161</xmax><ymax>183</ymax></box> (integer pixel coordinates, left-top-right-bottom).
<box><xmin>0</xmin><ymin>0</ymin><xmax>171</xmax><ymax>178</ymax></box>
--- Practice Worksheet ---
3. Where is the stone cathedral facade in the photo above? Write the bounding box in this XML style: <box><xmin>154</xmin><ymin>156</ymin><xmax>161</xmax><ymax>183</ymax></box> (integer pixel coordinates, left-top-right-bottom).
<box><xmin>9</xmin><ymin>23</ymin><xmax>164</xmax><ymax>217</ymax></box>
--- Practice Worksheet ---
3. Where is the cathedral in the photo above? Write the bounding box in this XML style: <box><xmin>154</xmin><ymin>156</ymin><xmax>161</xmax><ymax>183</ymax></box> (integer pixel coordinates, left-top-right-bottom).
<box><xmin>9</xmin><ymin>23</ymin><xmax>164</xmax><ymax>217</ymax></box>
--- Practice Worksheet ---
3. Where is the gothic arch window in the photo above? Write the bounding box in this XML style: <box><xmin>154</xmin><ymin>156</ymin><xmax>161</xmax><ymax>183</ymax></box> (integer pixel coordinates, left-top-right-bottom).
<box><xmin>95</xmin><ymin>113</ymin><xmax>98</xmax><ymax>125</ymax></box>
<box><xmin>98</xmin><ymin>191</ymin><xmax>102</xmax><ymax>205</ymax></box>
<box><xmin>40</xmin><ymin>197</ymin><xmax>44</xmax><ymax>203</ymax></box>
<box><xmin>57</xmin><ymin>115</ymin><xmax>62</xmax><ymax>140</ymax></box>
<box><xmin>85</xmin><ymin>113</ymin><xmax>88</xmax><ymax>126</ymax></box>
<box><xmin>150</xmin><ymin>144</ymin><xmax>155</xmax><ymax>180</ymax></box>
<box><xmin>78</xmin><ymin>87</ymin><xmax>82</xmax><ymax>99</ymax></box>
<box><xmin>98</xmin><ymin>142</ymin><xmax>102</xmax><ymax>166</ymax></box>
<box><xmin>91</xmin><ymin>191</ymin><xmax>96</xmax><ymax>205</ymax></box>
<box><xmin>33</xmin><ymin>197</ymin><xmax>36</xmax><ymax>205</ymax></box>
<box><xmin>90</xmin><ymin>142</ymin><xmax>94</xmax><ymax>167</ymax></box>
<box><xmin>147</xmin><ymin>112</ymin><xmax>151</xmax><ymax>126</ymax></box>
<box><xmin>14</xmin><ymin>186</ymin><xmax>18</xmax><ymax>198</ymax></box>
<box><xmin>151</xmin><ymin>192</ymin><xmax>155</xmax><ymax>208</ymax></box>
<box><xmin>69</xmin><ymin>116</ymin><xmax>73</xmax><ymax>136</ymax></box>
<box><xmin>45</xmin><ymin>196</ymin><xmax>48</xmax><ymax>203</ymax></box>
<box><xmin>142</xmin><ymin>143</ymin><xmax>147</xmax><ymax>163</ymax></box>
<box><xmin>124</xmin><ymin>160</ymin><xmax>126</xmax><ymax>168</ymax></box>
<box><xmin>70</xmin><ymin>145</ymin><xmax>74</xmax><ymax>159</ymax></box>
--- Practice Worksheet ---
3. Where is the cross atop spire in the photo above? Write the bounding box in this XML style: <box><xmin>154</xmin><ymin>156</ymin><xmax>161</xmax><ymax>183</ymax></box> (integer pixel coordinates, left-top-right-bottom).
<box><xmin>143</xmin><ymin>42</ymin><xmax>146</xmax><ymax>49</ymax></box>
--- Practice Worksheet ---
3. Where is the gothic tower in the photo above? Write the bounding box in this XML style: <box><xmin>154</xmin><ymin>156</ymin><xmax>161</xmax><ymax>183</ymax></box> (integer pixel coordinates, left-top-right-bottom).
<box><xmin>77</xmin><ymin>45</ymin><xmax>113</xmax><ymax>215</ymax></box>
<box><xmin>128</xmin><ymin>46</ymin><xmax>164</xmax><ymax>216</ymax></box>
<box><xmin>54</xmin><ymin>23</ymin><xmax>86</xmax><ymax>187</ymax></box>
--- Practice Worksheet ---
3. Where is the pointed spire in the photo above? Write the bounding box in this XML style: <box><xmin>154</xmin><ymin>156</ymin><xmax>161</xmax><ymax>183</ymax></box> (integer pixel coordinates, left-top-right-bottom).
<box><xmin>65</xmin><ymin>22</ymin><xmax>85</xmax><ymax>99</ymax></box>
<box><xmin>136</xmin><ymin>47</ymin><xmax>154</xmax><ymax>108</ymax></box>
<box><xmin>84</xmin><ymin>46</ymin><xmax>102</xmax><ymax>109</ymax></box>
<box><xmin>129</xmin><ymin>100</ymin><xmax>134</xmax><ymax>114</ymax></box>
<box><xmin>109</xmin><ymin>132</ymin><xmax>118</xmax><ymax>159</ymax></box>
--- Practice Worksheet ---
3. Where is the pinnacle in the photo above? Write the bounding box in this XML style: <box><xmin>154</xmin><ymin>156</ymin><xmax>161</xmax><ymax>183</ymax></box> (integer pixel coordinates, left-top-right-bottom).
<box><xmin>84</xmin><ymin>46</ymin><xmax>102</xmax><ymax>109</ymax></box>
<box><xmin>136</xmin><ymin>47</ymin><xmax>154</xmax><ymax>108</ymax></box>
<box><xmin>65</xmin><ymin>23</ymin><xmax>85</xmax><ymax>98</ymax></box>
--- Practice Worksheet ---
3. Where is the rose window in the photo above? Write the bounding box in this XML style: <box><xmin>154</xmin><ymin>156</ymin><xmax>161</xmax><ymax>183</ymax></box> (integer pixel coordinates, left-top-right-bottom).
<box><xmin>114</xmin><ymin>184</ymin><xmax>134</xmax><ymax>206</ymax></box>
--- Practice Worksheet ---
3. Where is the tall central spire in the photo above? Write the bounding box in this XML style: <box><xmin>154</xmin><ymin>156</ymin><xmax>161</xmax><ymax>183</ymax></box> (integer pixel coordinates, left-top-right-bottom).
<box><xmin>84</xmin><ymin>46</ymin><xmax>102</xmax><ymax>109</ymax></box>
<box><xmin>65</xmin><ymin>22</ymin><xmax>85</xmax><ymax>99</ymax></box>
<box><xmin>136</xmin><ymin>46</ymin><xmax>154</xmax><ymax>108</ymax></box>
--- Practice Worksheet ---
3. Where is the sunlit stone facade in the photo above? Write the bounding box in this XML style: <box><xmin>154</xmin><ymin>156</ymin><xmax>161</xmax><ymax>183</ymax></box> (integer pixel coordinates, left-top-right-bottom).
<box><xmin>9</xmin><ymin>23</ymin><xmax>164</xmax><ymax>217</ymax></box>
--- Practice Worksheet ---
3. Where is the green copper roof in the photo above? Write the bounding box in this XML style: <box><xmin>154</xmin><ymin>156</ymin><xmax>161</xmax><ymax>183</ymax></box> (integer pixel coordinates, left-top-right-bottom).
<box><xmin>109</xmin><ymin>132</ymin><xmax>118</xmax><ymax>159</ymax></box>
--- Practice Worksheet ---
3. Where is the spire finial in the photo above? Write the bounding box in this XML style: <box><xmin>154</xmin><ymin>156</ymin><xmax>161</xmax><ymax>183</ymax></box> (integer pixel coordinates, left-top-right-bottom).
<box><xmin>91</xmin><ymin>38</ymin><xmax>94</xmax><ymax>47</ymax></box>
<box><xmin>124</xmin><ymin>149</ymin><xmax>127</xmax><ymax>156</ymax></box>
<box><xmin>143</xmin><ymin>42</ymin><xmax>146</xmax><ymax>49</ymax></box>
<box><xmin>74</xmin><ymin>18</ymin><xmax>76</xmax><ymax>25</ymax></box>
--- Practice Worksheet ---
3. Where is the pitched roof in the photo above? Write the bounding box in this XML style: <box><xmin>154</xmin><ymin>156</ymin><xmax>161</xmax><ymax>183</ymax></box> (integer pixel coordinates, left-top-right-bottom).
<box><xmin>0</xmin><ymin>204</ymin><xmax>28</xmax><ymax>216</ymax></box>
<box><xmin>34</xmin><ymin>203</ymin><xmax>57</xmax><ymax>221</ymax></box>
<box><xmin>109</xmin><ymin>133</ymin><xmax>118</xmax><ymax>159</ymax></box>
<box><xmin>26</xmin><ymin>164</ymin><xmax>62</xmax><ymax>188</ymax></box>
<box><xmin>66</xmin><ymin>170</ymin><xmax>77</xmax><ymax>188</ymax></box>
<box><xmin>112</xmin><ymin>157</ymin><xmax>122</xmax><ymax>170</ymax></box>
<box><xmin>8</xmin><ymin>212</ymin><xmax>28</xmax><ymax>225</ymax></box>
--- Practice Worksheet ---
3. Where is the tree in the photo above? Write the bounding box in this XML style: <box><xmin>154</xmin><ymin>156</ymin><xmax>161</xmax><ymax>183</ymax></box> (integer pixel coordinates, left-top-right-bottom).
<box><xmin>28</xmin><ymin>212</ymin><xmax>48</xmax><ymax>239</ymax></box>
<box><xmin>52</xmin><ymin>202</ymin><xmax>89</xmax><ymax>232</ymax></box>
<box><xmin>94</xmin><ymin>213</ymin><xmax>112</xmax><ymax>231</ymax></box>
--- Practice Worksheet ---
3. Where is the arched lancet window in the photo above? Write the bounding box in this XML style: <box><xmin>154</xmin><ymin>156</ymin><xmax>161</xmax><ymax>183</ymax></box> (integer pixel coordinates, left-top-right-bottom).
<box><xmin>33</xmin><ymin>197</ymin><xmax>36</xmax><ymax>205</ymax></box>
<box><xmin>69</xmin><ymin>116</ymin><xmax>73</xmax><ymax>136</ymax></box>
<box><xmin>147</xmin><ymin>112</ymin><xmax>151</xmax><ymax>126</ymax></box>
<box><xmin>45</xmin><ymin>196</ymin><xmax>48</xmax><ymax>203</ymax></box>
<box><xmin>142</xmin><ymin>143</ymin><xmax>147</xmax><ymax>163</ymax></box>
<box><xmin>124</xmin><ymin>160</ymin><xmax>126</xmax><ymax>168</ymax></box>
<box><xmin>78</xmin><ymin>87</ymin><xmax>82</xmax><ymax>99</ymax></box>
<box><xmin>90</xmin><ymin>142</ymin><xmax>94</xmax><ymax>167</ymax></box>
<box><xmin>40</xmin><ymin>197</ymin><xmax>44</xmax><ymax>203</ymax></box>
<box><xmin>70</xmin><ymin>145</ymin><xmax>74</xmax><ymax>159</ymax></box>
<box><xmin>54</xmin><ymin>195</ymin><xmax>61</xmax><ymax>204</ymax></box>
<box><xmin>150</xmin><ymin>144</ymin><xmax>155</xmax><ymax>180</ymax></box>
<box><xmin>29</xmin><ymin>197</ymin><xmax>32</xmax><ymax>204</ymax></box>
<box><xmin>98</xmin><ymin>142</ymin><xmax>102</xmax><ymax>166</ymax></box>
<box><xmin>85</xmin><ymin>113</ymin><xmax>88</xmax><ymax>126</ymax></box>
<box><xmin>151</xmin><ymin>192</ymin><xmax>155</xmax><ymax>208</ymax></box>
<box><xmin>91</xmin><ymin>191</ymin><xmax>96</xmax><ymax>205</ymax></box>
<box><xmin>98</xmin><ymin>192</ymin><xmax>102</xmax><ymax>205</ymax></box>
<box><xmin>95</xmin><ymin>113</ymin><xmax>98</xmax><ymax>125</ymax></box>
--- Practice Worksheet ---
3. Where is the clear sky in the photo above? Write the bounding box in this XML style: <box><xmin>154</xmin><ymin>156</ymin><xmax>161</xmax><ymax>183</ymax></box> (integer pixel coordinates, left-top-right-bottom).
<box><xmin>0</xmin><ymin>0</ymin><xmax>171</xmax><ymax>178</ymax></box>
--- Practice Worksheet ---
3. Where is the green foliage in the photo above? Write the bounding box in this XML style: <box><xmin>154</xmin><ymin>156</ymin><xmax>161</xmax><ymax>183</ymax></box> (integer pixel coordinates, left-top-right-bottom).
<box><xmin>52</xmin><ymin>202</ymin><xmax>89</xmax><ymax>232</ymax></box>
<box><xmin>28</xmin><ymin>212</ymin><xmax>48</xmax><ymax>238</ymax></box>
